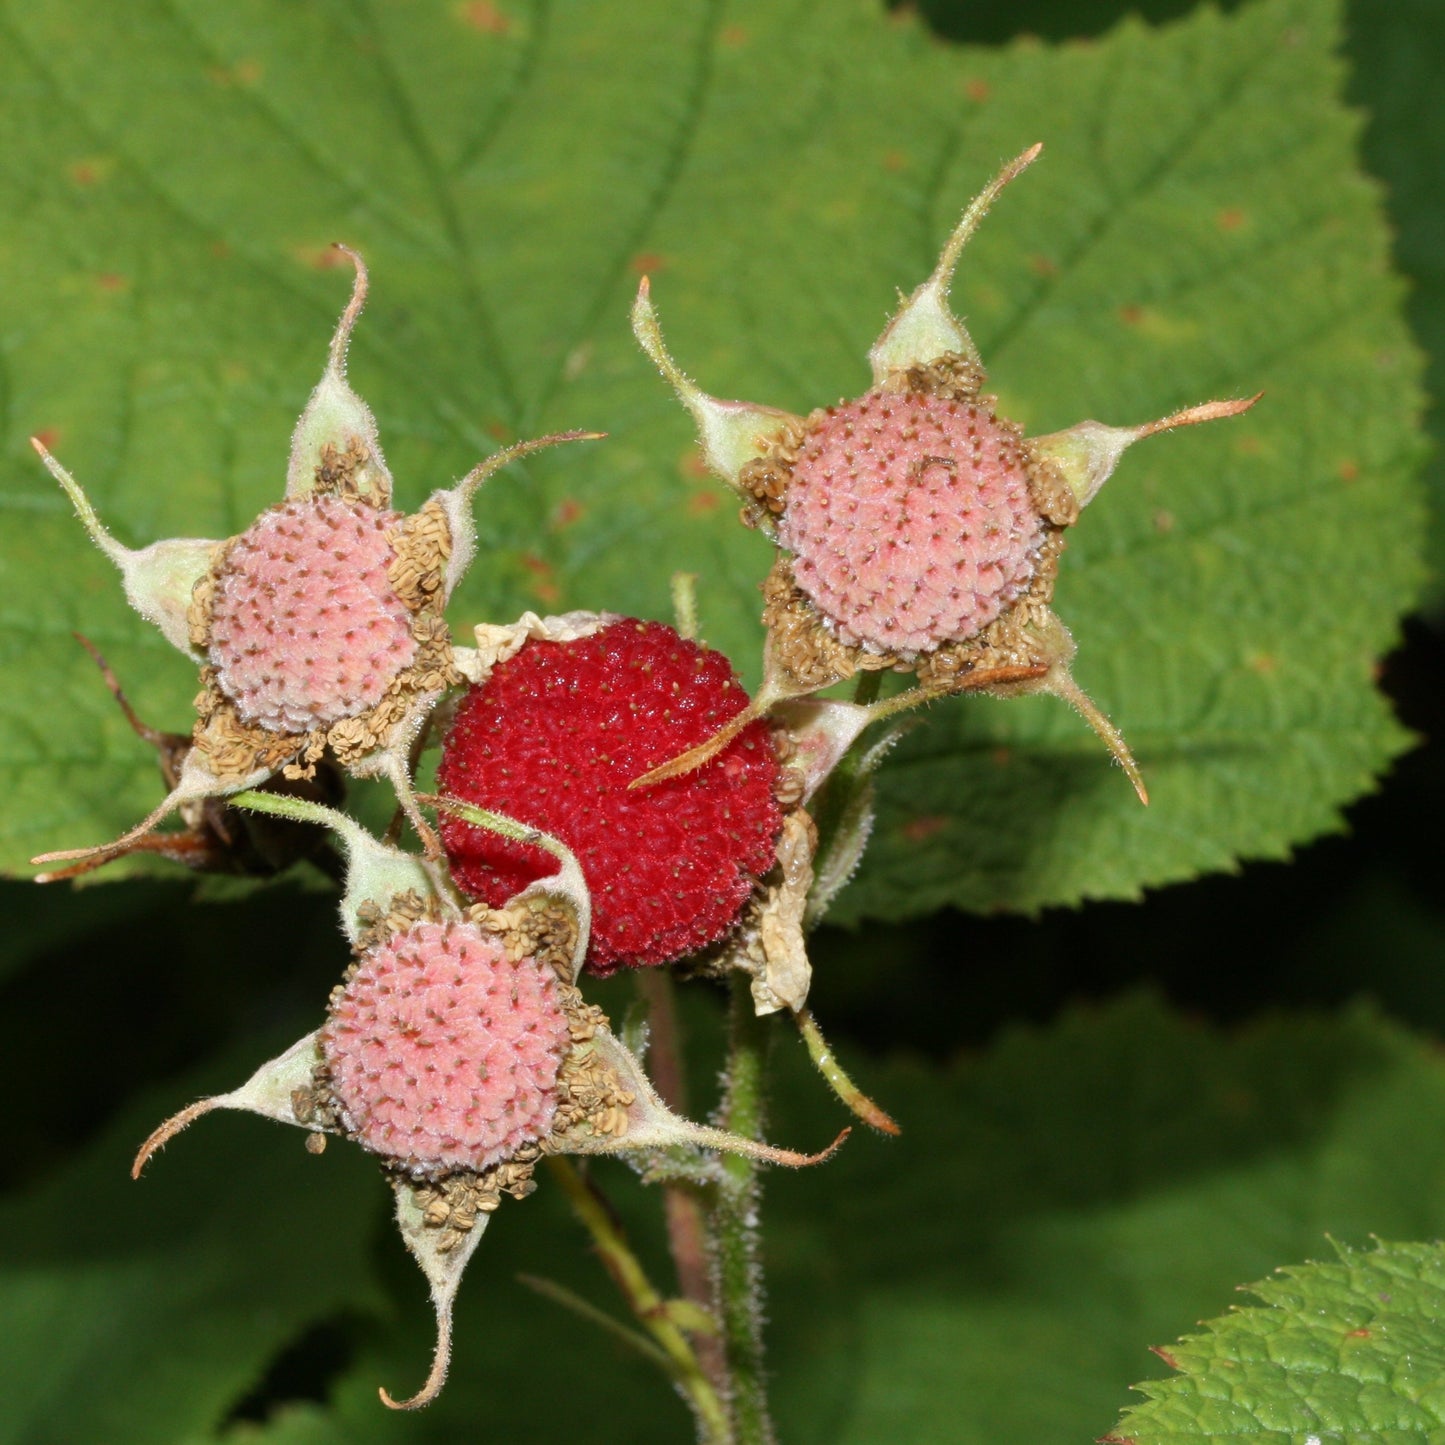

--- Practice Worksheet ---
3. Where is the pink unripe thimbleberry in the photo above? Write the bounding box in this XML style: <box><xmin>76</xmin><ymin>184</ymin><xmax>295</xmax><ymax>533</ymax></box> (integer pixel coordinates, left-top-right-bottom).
<box><xmin>778</xmin><ymin>393</ymin><xmax>1046</xmax><ymax>656</ymax></box>
<box><xmin>437</xmin><ymin>619</ymin><xmax>784</xmax><ymax>974</ymax></box>
<box><xmin>209</xmin><ymin>495</ymin><xmax>418</xmax><ymax>732</ymax></box>
<box><xmin>320</xmin><ymin>920</ymin><xmax>572</xmax><ymax>1175</ymax></box>
<box><xmin>631</xmin><ymin>145</ymin><xmax>1259</xmax><ymax>798</ymax></box>
<box><xmin>29</xmin><ymin>246</ymin><xmax>599</xmax><ymax>880</ymax></box>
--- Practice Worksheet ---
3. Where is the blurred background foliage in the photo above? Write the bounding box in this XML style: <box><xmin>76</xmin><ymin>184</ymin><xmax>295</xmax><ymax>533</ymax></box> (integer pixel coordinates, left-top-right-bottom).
<box><xmin>0</xmin><ymin>0</ymin><xmax>1440</xmax><ymax>1441</ymax></box>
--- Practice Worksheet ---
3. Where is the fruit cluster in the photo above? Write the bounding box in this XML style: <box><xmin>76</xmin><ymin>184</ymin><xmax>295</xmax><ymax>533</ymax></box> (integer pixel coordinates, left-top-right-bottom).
<box><xmin>33</xmin><ymin>148</ymin><xmax>1255</xmax><ymax>1410</ymax></box>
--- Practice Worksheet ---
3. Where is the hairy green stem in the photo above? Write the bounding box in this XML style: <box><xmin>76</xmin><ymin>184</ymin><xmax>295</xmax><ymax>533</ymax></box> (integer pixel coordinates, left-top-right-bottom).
<box><xmin>636</xmin><ymin>969</ymin><xmax>730</xmax><ymax>1400</ymax></box>
<box><xmin>546</xmin><ymin>1157</ymin><xmax>732</xmax><ymax>1444</ymax></box>
<box><xmin>713</xmin><ymin>973</ymin><xmax>775</xmax><ymax>1445</ymax></box>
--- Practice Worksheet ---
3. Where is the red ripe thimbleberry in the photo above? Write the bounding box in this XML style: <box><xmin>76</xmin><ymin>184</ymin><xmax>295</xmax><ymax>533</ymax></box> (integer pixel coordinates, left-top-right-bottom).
<box><xmin>438</xmin><ymin>619</ymin><xmax>783</xmax><ymax>974</ymax></box>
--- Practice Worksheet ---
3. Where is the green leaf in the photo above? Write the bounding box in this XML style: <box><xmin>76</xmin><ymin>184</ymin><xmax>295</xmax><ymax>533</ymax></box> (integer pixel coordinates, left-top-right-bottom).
<box><xmin>0</xmin><ymin>1033</ymin><xmax>387</xmax><ymax>1445</ymax></box>
<box><xmin>1104</xmin><ymin>1239</ymin><xmax>1445</xmax><ymax>1444</ymax></box>
<box><xmin>761</xmin><ymin>997</ymin><xmax>1445</xmax><ymax>1445</ymax></box>
<box><xmin>0</xmin><ymin>0</ymin><xmax>1423</xmax><ymax>917</ymax></box>
<box><xmin>1347</xmin><ymin>0</ymin><xmax>1445</xmax><ymax>608</ymax></box>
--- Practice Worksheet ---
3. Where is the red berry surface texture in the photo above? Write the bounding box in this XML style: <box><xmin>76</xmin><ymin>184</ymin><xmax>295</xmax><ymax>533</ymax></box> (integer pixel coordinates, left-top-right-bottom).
<box><xmin>439</xmin><ymin>619</ymin><xmax>783</xmax><ymax>974</ymax></box>
<box><xmin>321</xmin><ymin>920</ymin><xmax>571</xmax><ymax>1174</ymax></box>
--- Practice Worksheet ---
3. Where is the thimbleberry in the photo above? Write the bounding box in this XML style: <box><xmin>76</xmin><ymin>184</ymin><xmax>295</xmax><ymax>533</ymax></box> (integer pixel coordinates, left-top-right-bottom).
<box><xmin>632</xmin><ymin>144</ymin><xmax>1258</xmax><ymax>796</ymax></box>
<box><xmin>438</xmin><ymin>618</ymin><xmax>784</xmax><ymax>973</ymax></box>
<box><xmin>778</xmin><ymin>392</ymin><xmax>1047</xmax><ymax>656</ymax></box>
<box><xmin>206</xmin><ymin>494</ymin><xmax>420</xmax><ymax>733</ymax></box>
<box><xmin>32</xmin><ymin>248</ymin><xmax>593</xmax><ymax>873</ymax></box>
<box><xmin>321</xmin><ymin>920</ymin><xmax>572</xmax><ymax>1176</ymax></box>
<box><xmin>132</xmin><ymin>810</ymin><xmax>842</xmax><ymax>1411</ymax></box>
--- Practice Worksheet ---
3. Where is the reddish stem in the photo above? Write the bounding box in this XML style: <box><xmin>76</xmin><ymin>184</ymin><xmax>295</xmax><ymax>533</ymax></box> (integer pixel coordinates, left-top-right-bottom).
<box><xmin>635</xmin><ymin>968</ymin><xmax>729</xmax><ymax>1393</ymax></box>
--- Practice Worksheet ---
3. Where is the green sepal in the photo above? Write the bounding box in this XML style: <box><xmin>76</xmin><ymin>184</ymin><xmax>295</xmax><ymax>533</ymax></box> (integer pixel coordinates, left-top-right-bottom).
<box><xmin>381</xmin><ymin>1178</ymin><xmax>492</xmax><ymax>1412</ymax></box>
<box><xmin>228</xmin><ymin>791</ymin><xmax>454</xmax><ymax>943</ymax></box>
<box><xmin>1031</xmin><ymin>395</ymin><xmax>1262</xmax><ymax>508</ymax></box>
<box><xmin>631</xmin><ymin>276</ymin><xmax>801</xmax><ymax>493</ymax></box>
<box><xmin>432</xmin><ymin>432</ymin><xmax>603</xmax><ymax>603</ymax></box>
<box><xmin>131</xmin><ymin>1029</ymin><xmax>328</xmax><ymax>1180</ymax></box>
<box><xmin>32</xmin><ymin>750</ymin><xmax>269</xmax><ymax>879</ymax></box>
<box><xmin>31</xmin><ymin>438</ymin><xmax>218</xmax><ymax>658</ymax></box>
<box><xmin>551</xmin><ymin>1025</ymin><xmax>847</xmax><ymax>1168</ymax></box>
<box><xmin>285</xmin><ymin>247</ymin><xmax>395</xmax><ymax>505</ymax></box>
<box><xmin>428</xmin><ymin>796</ymin><xmax>592</xmax><ymax>983</ymax></box>
<box><xmin>867</xmin><ymin>144</ymin><xmax>1041</xmax><ymax>383</ymax></box>
<box><xmin>773</xmin><ymin>699</ymin><xmax>874</xmax><ymax>806</ymax></box>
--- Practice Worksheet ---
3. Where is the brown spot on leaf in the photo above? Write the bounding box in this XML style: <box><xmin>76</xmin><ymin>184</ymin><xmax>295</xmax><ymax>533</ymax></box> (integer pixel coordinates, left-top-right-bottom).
<box><xmin>1028</xmin><ymin>254</ymin><xmax>1057</xmax><ymax>278</ymax></box>
<box><xmin>631</xmin><ymin>252</ymin><xmax>668</xmax><ymax>276</ymax></box>
<box><xmin>33</xmin><ymin>428</ymin><xmax>61</xmax><ymax>451</ymax></box>
<box><xmin>1118</xmin><ymin>304</ymin><xmax>1145</xmax><ymax>327</ymax></box>
<box><xmin>552</xmin><ymin>498</ymin><xmax>585</xmax><ymax>530</ymax></box>
<box><xmin>1153</xmin><ymin>509</ymin><xmax>1175</xmax><ymax>535</ymax></box>
<box><xmin>1247</xmin><ymin>652</ymin><xmax>1278</xmax><ymax>675</ymax></box>
<box><xmin>965</xmin><ymin>77</ymin><xmax>990</xmax><ymax>103</ymax></box>
<box><xmin>687</xmin><ymin>490</ymin><xmax>720</xmax><ymax>516</ymax></box>
<box><xmin>901</xmin><ymin>815</ymin><xmax>947</xmax><ymax>843</ymax></box>
<box><xmin>520</xmin><ymin>553</ymin><xmax>560</xmax><ymax>605</ymax></box>
<box><xmin>883</xmin><ymin>150</ymin><xmax>908</xmax><ymax>173</ymax></box>
<box><xmin>1346</xmin><ymin>1327</ymin><xmax>1371</xmax><ymax>1338</ymax></box>
<box><xmin>1338</xmin><ymin>459</ymin><xmax>1360</xmax><ymax>483</ymax></box>
<box><xmin>1149</xmin><ymin>1345</ymin><xmax>1181</xmax><ymax>1369</ymax></box>
<box><xmin>209</xmin><ymin>59</ymin><xmax>262</xmax><ymax>86</ymax></box>
<box><xmin>68</xmin><ymin>159</ymin><xmax>106</xmax><ymax>186</ymax></box>
<box><xmin>460</xmin><ymin>1</ymin><xmax>511</xmax><ymax>34</ymax></box>
<box><xmin>720</xmin><ymin>24</ymin><xmax>749</xmax><ymax>45</ymax></box>
<box><xmin>295</xmin><ymin>245</ymin><xmax>349</xmax><ymax>271</ymax></box>
<box><xmin>679</xmin><ymin>448</ymin><xmax>711</xmax><ymax>481</ymax></box>
<box><xmin>96</xmin><ymin>273</ymin><xmax>128</xmax><ymax>293</ymax></box>
<box><xmin>1217</xmin><ymin>207</ymin><xmax>1246</xmax><ymax>232</ymax></box>
<box><xmin>486</xmin><ymin>420</ymin><xmax>515</xmax><ymax>443</ymax></box>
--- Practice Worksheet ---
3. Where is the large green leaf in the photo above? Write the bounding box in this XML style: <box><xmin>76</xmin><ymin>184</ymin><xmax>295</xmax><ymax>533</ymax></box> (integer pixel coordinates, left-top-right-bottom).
<box><xmin>1104</xmin><ymin>1239</ymin><xmax>1445</xmax><ymax>1444</ymax></box>
<box><xmin>19</xmin><ymin>995</ymin><xmax>1445</xmax><ymax>1443</ymax></box>
<box><xmin>0</xmin><ymin>0</ymin><xmax>1423</xmax><ymax>918</ymax></box>
<box><xmin>1346</xmin><ymin>0</ymin><xmax>1445</xmax><ymax>607</ymax></box>
<box><xmin>0</xmin><ymin>1033</ymin><xmax>387</xmax><ymax>1445</ymax></box>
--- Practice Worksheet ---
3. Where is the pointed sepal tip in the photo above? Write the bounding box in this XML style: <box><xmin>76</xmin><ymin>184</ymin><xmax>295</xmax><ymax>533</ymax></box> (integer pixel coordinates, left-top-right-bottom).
<box><xmin>285</xmin><ymin>245</ymin><xmax>394</xmax><ymax>504</ymax></box>
<box><xmin>869</xmin><ymin>143</ymin><xmax>1043</xmax><ymax>383</ymax></box>
<box><xmin>631</xmin><ymin>276</ymin><xmax>801</xmax><ymax>488</ymax></box>
<box><xmin>31</xmin><ymin>436</ymin><xmax>219</xmax><ymax>657</ymax></box>
<box><xmin>1033</xmin><ymin>392</ymin><xmax>1262</xmax><ymax>508</ymax></box>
